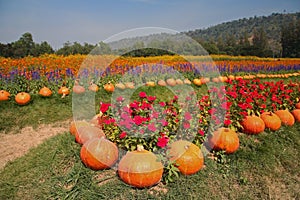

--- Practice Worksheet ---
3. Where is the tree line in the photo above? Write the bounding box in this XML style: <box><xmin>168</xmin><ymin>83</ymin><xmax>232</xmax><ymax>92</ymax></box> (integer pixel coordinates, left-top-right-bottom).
<box><xmin>0</xmin><ymin>20</ymin><xmax>299</xmax><ymax>58</ymax></box>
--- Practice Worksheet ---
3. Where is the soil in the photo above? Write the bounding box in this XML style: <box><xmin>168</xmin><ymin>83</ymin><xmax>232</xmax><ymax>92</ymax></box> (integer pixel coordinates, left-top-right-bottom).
<box><xmin>0</xmin><ymin>119</ymin><xmax>71</xmax><ymax>169</ymax></box>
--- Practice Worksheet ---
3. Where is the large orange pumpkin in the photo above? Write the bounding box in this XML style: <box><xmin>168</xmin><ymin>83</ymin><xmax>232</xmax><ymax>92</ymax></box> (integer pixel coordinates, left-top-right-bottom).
<box><xmin>260</xmin><ymin>112</ymin><xmax>281</xmax><ymax>131</ymax></box>
<box><xmin>291</xmin><ymin>109</ymin><xmax>300</xmax><ymax>122</ymax></box>
<box><xmin>241</xmin><ymin>115</ymin><xmax>265</xmax><ymax>134</ymax></box>
<box><xmin>169</xmin><ymin>140</ymin><xmax>204</xmax><ymax>175</ymax></box>
<box><xmin>75</xmin><ymin>126</ymin><xmax>106</xmax><ymax>145</ymax></box>
<box><xmin>80</xmin><ymin>137</ymin><xmax>118</xmax><ymax>170</ymax></box>
<box><xmin>104</xmin><ymin>82</ymin><xmax>115</xmax><ymax>92</ymax></box>
<box><xmin>15</xmin><ymin>92</ymin><xmax>31</xmax><ymax>105</ymax></box>
<box><xmin>274</xmin><ymin>110</ymin><xmax>295</xmax><ymax>126</ymax></box>
<box><xmin>118</xmin><ymin>145</ymin><xmax>163</xmax><ymax>188</ymax></box>
<box><xmin>69</xmin><ymin>120</ymin><xmax>90</xmax><ymax>135</ymax></box>
<box><xmin>208</xmin><ymin>127</ymin><xmax>239</xmax><ymax>154</ymax></box>
<box><xmin>0</xmin><ymin>90</ymin><xmax>10</xmax><ymax>101</ymax></box>
<box><xmin>39</xmin><ymin>87</ymin><xmax>52</xmax><ymax>97</ymax></box>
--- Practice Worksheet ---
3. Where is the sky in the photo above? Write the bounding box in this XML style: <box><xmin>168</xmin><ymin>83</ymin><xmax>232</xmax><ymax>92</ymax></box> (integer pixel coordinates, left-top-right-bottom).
<box><xmin>0</xmin><ymin>0</ymin><xmax>299</xmax><ymax>49</ymax></box>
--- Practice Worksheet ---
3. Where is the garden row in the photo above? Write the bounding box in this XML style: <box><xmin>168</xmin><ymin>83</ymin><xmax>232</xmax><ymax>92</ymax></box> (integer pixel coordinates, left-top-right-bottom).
<box><xmin>67</xmin><ymin>77</ymin><xmax>300</xmax><ymax>188</ymax></box>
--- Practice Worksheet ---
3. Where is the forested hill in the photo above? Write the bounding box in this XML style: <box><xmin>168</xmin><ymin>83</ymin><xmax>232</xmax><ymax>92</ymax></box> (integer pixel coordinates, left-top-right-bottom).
<box><xmin>1</xmin><ymin>12</ymin><xmax>300</xmax><ymax>58</ymax></box>
<box><xmin>185</xmin><ymin>12</ymin><xmax>300</xmax><ymax>44</ymax></box>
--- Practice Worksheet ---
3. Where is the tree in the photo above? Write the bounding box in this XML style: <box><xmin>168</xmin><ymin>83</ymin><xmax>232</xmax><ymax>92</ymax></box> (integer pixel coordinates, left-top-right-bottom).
<box><xmin>12</xmin><ymin>32</ymin><xmax>35</xmax><ymax>57</ymax></box>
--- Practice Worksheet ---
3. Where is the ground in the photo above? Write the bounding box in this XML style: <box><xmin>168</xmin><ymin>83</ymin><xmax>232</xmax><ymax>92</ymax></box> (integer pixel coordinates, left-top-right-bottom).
<box><xmin>0</xmin><ymin>119</ymin><xmax>71</xmax><ymax>169</ymax></box>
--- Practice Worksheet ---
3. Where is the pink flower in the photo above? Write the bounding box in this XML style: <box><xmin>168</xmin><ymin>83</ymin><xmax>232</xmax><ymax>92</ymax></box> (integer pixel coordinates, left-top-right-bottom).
<box><xmin>148</xmin><ymin>123</ymin><xmax>157</xmax><ymax>132</ymax></box>
<box><xmin>160</xmin><ymin>119</ymin><xmax>168</xmax><ymax>126</ymax></box>
<box><xmin>119</xmin><ymin>131</ymin><xmax>127</xmax><ymax>139</ymax></box>
<box><xmin>116</xmin><ymin>96</ymin><xmax>125</xmax><ymax>102</ymax></box>
<box><xmin>157</xmin><ymin>135</ymin><xmax>169</xmax><ymax>148</ymax></box>
<box><xmin>139</xmin><ymin>92</ymin><xmax>147</xmax><ymax>98</ymax></box>
<box><xmin>184</xmin><ymin>112</ymin><xmax>192</xmax><ymax>121</ymax></box>
<box><xmin>183</xmin><ymin>121</ymin><xmax>190</xmax><ymax>129</ymax></box>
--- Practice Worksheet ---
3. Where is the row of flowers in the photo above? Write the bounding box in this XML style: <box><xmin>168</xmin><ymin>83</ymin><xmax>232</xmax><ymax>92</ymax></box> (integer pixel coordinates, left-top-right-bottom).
<box><xmin>1</xmin><ymin>55</ymin><xmax>300</xmax><ymax>78</ymax></box>
<box><xmin>95</xmin><ymin>78</ymin><xmax>300</xmax><ymax>153</ymax></box>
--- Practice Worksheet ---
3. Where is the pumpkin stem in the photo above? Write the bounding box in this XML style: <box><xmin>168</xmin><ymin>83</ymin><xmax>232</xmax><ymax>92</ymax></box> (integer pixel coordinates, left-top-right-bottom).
<box><xmin>137</xmin><ymin>145</ymin><xmax>144</xmax><ymax>152</ymax></box>
<box><xmin>184</xmin><ymin>145</ymin><xmax>190</xmax><ymax>150</ymax></box>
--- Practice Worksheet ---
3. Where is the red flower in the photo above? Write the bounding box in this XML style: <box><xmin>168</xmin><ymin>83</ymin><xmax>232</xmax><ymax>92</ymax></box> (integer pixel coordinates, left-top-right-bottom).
<box><xmin>224</xmin><ymin>119</ymin><xmax>231</xmax><ymax>126</ymax></box>
<box><xmin>159</xmin><ymin>102</ymin><xmax>166</xmax><ymax>107</ymax></box>
<box><xmin>133</xmin><ymin>115</ymin><xmax>144</xmax><ymax>125</ymax></box>
<box><xmin>147</xmin><ymin>95</ymin><xmax>156</xmax><ymax>102</ymax></box>
<box><xmin>221</xmin><ymin>102</ymin><xmax>232</xmax><ymax>110</ymax></box>
<box><xmin>139</xmin><ymin>92</ymin><xmax>147</xmax><ymax>98</ymax></box>
<box><xmin>184</xmin><ymin>112</ymin><xmax>192</xmax><ymax>121</ymax></box>
<box><xmin>157</xmin><ymin>135</ymin><xmax>169</xmax><ymax>148</ymax></box>
<box><xmin>198</xmin><ymin>130</ymin><xmax>205</xmax><ymax>136</ymax></box>
<box><xmin>100</xmin><ymin>102</ymin><xmax>111</xmax><ymax>113</ymax></box>
<box><xmin>119</xmin><ymin>131</ymin><xmax>127</xmax><ymax>139</ymax></box>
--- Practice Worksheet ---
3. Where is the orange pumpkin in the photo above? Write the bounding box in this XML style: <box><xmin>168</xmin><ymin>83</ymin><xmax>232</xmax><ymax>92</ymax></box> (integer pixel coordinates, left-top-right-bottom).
<box><xmin>183</xmin><ymin>78</ymin><xmax>191</xmax><ymax>84</ymax></box>
<box><xmin>115</xmin><ymin>83</ymin><xmax>126</xmax><ymax>90</ymax></box>
<box><xmin>291</xmin><ymin>109</ymin><xmax>300</xmax><ymax>123</ymax></box>
<box><xmin>241</xmin><ymin>115</ymin><xmax>265</xmax><ymax>134</ymax></box>
<box><xmin>15</xmin><ymin>92</ymin><xmax>31</xmax><ymax>105</ymax></box>
<box><xmin>228</xmin><ymin>75</ymin><xmax>235</xmax><ymax>80</ymax></box>
<box><xmin>296</xmin><ymin>102</ymin><xmax>300</xmax><ymax>109</ymax></box>
<box><xmin>200</xmin><ymin>77</ymin><xmax>210</xmax><ymax>84</ymax></box>
<box><xmin>58</xmin><ymin>86</ymin><xmax>70</xmax><ymax>97</ymax></box>
<box><xmin>0</xmin><ymin>90</ymin><xmax>10</xmax><ymax>101</ymax></box>
<box><xmin>175</xmin><ymin>79</ymin><xmax>184</xmax><ymax>85</ymax></box>
<box><xmin>39</xmin><ymin>87</ymin><xmax>52</xmax><ymax>97</ymax></box>
<box><xmin>260</xmin><ymin>112</ymin><xmax>281</xmax><ymax>131</ymax></box>
<box><xmin>73</xmin><ymin>81</ymin><xmax>85</xmax><ymax>94</ymax></box>
<box><xmin>157</xmin><ymin>80</ymin><xmax>167</xmax><ymax>86</ymax></box>
<box><xmin>69</xmin><ymin>120</ymin><xmax>90</xmax><ymax>135</ymax></box>
<box><xmin>124</xmin><ymin>82</ymin><xmax>135</xmax><ymax>89</ymax></box>
<box><xmin>80</xmin><ymin>137</ymin><xmax>118</xmax><ymax>170</ymax></box>
<box><xmin>118</xmin><ymin>145</ymin><xmax>163</xmax><ymax>188</ymax></box>
<box><xmin>104</xmin><ymin>82</ymin><xmax>115</xmax><ymax>92</ymax></box>
<box><xmin>193</xmin><ymin>78</ymin><xmax>202</xmax><ymax>86</ymax></box>
<box><xmin>88</xmin><ymin>83</ymin><xmax>99</xmax><ymax>92</ymax></box>
<box><xmin>75</xmin><ymin>126</ymin><xmax>106</xmax><ymax>145</ymax></box>
<box><xmin>212</xmin><ymin>77</ymin><xmax>220</xmax><ymax>83</ymax></box>
<box><xmin>166</xmin><ymin>78</ymin><xmax>176</xmax><ymax>86</ymax></box>
<box><xmin>146</xmin><ymin>81</ymin><xmax>156</xmax><ymax>87</ymax></box>
<box><xmin>274</xmin><ymin>110</ymin><xmax>295</xmax><ymax>126</ymax></box>
<box><xmin>169</xmin><ymin>140</ymin><xmax>204</xmax><ymax>175</ymax></box>
<box><xmin>208</xmin><ymin>127</ymin><xmax>239</xmax><ymax>154</ymax></box>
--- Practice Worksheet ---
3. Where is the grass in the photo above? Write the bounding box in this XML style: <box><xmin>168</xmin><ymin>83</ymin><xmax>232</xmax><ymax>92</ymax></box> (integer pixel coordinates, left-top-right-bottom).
<box><xmin>0</xmin><ymin>77</ymin><xmax>299</xmax><ymax>199</ymax></box>
<box><xmin>0</xmin><ymin>124</ymin><xmax>299</xmax><ymax>199</ymax></box>
<box><xmin>0</xmin><ymin>84</ymin><xmax>208</xmax><ymax>133</ymax></box>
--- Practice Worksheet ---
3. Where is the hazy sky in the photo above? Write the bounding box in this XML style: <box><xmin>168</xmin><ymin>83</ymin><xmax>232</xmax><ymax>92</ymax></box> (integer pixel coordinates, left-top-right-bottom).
<box><xmin>0</xmin><ymin>0</ymin><xmax>299</xmax><ymax>49</ymax></box>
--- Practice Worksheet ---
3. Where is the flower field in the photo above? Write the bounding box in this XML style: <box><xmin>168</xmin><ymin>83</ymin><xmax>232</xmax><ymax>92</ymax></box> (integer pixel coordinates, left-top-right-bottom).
<box><xmin>1</xmin><ymin>54</ymin><xmax>300</xmax><ymax>197</ymax></box>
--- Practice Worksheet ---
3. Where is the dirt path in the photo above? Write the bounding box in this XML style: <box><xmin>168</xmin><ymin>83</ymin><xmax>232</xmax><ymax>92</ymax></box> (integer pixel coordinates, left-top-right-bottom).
<box><xmin>0</xmin><ymin>120</ymin><xmax>71</xmax><ymax>170</ymax></box>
